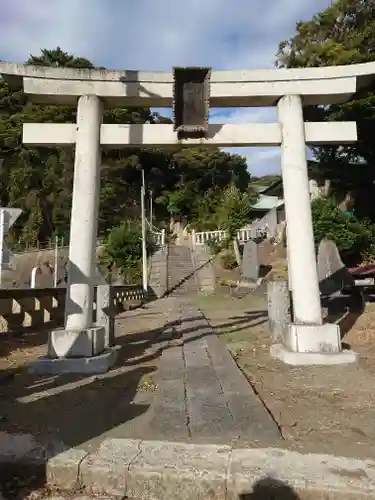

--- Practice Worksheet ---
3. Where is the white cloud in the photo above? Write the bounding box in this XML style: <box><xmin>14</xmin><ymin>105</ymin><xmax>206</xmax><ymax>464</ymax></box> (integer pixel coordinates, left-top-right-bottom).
<box><xmin>0</xmin><ymin>0</ymin><xmax>331</xmax><ymax>175</ymax></box>
<box><xmin>209</xmin><ymin>107</ymin><xmax>279</xmax><ymax>175</ymax></box>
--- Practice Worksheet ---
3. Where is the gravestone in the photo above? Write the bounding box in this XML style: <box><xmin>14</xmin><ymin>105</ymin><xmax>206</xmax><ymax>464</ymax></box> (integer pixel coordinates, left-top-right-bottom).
<box><xmin>309</xmin><ymin>179</ymin><xmax>322</xmax><ymax>201</ymax></box>
<box><xmin>241</xmin><ymin>239</ymin><xmax>259</xmax><ymax>280</ymax></box>
<box><xmin>317</xmin><ymin>239</ymin><xmax>354</xmax><ymax>295</ymax></box>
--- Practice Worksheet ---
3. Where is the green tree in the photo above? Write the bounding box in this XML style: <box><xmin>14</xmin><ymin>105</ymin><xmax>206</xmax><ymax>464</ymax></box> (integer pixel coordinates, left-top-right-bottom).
<box><xmin>0</xmin><ymin>47</ymin><xmax>154</xmax><ymax>246</ymax></box>
<box><xmin>0</xmin><ymin>47</ymin><xmax>252</xmax><ymax>250</ymax></box>
<box><xmin>27</xmin><ymin>47</ymin><xmax>95</xmax><ymax>68</ymax></box>
<box><xmin>276</xmin><ymin>0</ymin><xmax>375</xmax><ymax>217</ymax></box>
<box><xmin>155</xmin><ymin>148</ymin><xmax>250</xmax><ymax>225</ymax></box>
<box><xmin>311</xmin><ymin>197</ymin><xmax>372</xmax><ymax>264</ymax></box>
<box><xmin>215</xmin><ymin>185</ymin><xmax>257</xmax><ymax>240</ymax></box>
<box><xmin>98</xmin><ymin>222</ymin><xmax>155</xmax><ymax>284</ymax></box>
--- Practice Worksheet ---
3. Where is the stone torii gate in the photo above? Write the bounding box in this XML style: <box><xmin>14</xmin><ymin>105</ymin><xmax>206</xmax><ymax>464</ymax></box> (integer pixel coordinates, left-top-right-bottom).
<box><xmin>0</xmin><ymin>61</ymin><xmax>373</xmax><ymax>371</ymax></box>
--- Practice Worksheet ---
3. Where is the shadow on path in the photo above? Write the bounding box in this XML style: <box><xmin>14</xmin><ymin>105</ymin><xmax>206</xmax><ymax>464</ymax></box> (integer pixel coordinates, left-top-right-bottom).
<box><xmin>0</xmin><ymin>302</ymin><xmax>270</xmax><ymax>499</ymax></box>
<box><xmin>240</xmin><ymin>477</ymin><xmax>300</xmax><ymax>499</ymax></box>
<box><xmin>115</xmin><ymin>309</ymin><xmax>268</xmax><ymax>367</ymax></box>
<box><xmin>322</xmin><ymin>291</ymin><xmax>365</xmax><ymax>346</ymax></box>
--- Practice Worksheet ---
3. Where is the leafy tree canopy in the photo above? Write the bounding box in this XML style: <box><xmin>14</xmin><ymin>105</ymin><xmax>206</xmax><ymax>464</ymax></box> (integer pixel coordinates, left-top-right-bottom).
<box><xmin>276</xmin><ymin>0</ymin><xmax>375</xmax><ymax>218</ymax></box>
<box><xmin>311</xmin><ymin>197</ymin><xmax>375</xmax><ymax>265</ymax></box>
<box><xmin>0</xmin><ymin>47</ymin><xmax>252</xmax><ymax>249</ymax></box>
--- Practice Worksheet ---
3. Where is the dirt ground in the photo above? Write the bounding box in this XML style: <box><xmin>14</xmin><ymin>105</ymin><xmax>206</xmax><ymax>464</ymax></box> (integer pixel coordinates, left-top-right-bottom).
<box><xmin>197</xmin><ymin>289</ymin><xmax>375</xmax><ymax>460</ymax></box>
<box><xmin>0</xmin><ymin>303</ymin><xmax>169</xmax><ymax>452</ymax></box>
<box><xmin>3</xmin><ymin>280</ymin><xmax>375</xmax><ymax>462</ymax></box>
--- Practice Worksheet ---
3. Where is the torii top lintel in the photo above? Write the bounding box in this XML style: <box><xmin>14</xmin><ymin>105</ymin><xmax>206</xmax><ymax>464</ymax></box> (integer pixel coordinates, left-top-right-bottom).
<box><xmin>0</xmin><ymin>61</ymin><xmax>374</xmax><ymax>108</ymax></box>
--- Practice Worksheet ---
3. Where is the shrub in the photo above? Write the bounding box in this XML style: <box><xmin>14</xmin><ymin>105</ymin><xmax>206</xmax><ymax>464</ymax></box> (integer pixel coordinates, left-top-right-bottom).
<box><xmin>220</xmin><ymin>251</ymin><xmax>238</xmax><ymax>270</ymax></box>
<box><xmin>99</xmin><ymin>222</ymin><xmax>155</xmax><ymax>284</ymax></box>
<box><xmin>311</xmin><ymin>198</ymin><xmax>375</xmax><ymax>265</ymax></box>
<box><xmin>205</xmin><ymin>237</ymin><xmax>223</xmax><ymax>255</ymax></box>
<box><xmin>215</xmin><ymin>185</ymin><xmax>256</xmax><ymax>241</ymax></box>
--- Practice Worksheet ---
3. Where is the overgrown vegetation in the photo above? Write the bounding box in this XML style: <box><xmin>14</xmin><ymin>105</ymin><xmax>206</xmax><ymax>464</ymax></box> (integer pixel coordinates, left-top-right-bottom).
<box><xmin>98</xmin><ymin>222</ymin><xmax>156</xmax><ymax>284</ymax></box>
<box><xmin>220</xmin><ymin>251</ymin><xmax>238</xmax><ymax>270</ymax></box>
<box><xmin>0</xmin><ymin>47</ymin><xmax>260</xmax><ymax>281</ymax></box>
<box><xmin>311</xmin><ymin>198</ymin><xmax>373</xmax><ymax>264</ymax></box>
<box><xmin>276</xmin><ymin>0</ymin><xmax>375</xmax><ymax>263</ymax></box>
<box><xmin>201</xmin><ymin>185</ymin><xmax>258</xmax><ymax>268</ymax></box>
<box><xmin>0</xmin><ymin>48</ymin><xmax>253</xmax><ymax>253</ymax></box>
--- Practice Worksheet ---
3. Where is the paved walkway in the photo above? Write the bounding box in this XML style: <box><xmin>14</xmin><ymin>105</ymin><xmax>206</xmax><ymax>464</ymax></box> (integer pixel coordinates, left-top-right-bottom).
<box><xmin>0</xmin><ymin>296</ymin><xmax>281</xmax><ymax>454</ymax></box>
<box><xmin>3</xmin><ymin>297</ymin><xmax>375</xmax><ymax>499</ymax></box>
<box><xmin>147</xmin><ymin>299</ymin><xmax>281</xmax><ymax>446</ymax></box>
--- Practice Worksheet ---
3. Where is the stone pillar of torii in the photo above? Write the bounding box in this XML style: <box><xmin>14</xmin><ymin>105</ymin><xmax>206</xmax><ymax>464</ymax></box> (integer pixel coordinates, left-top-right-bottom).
<box><xmin>0</xmin><ymin>60</ymin><xmax>370</xmax><ymax>372</ymax></box>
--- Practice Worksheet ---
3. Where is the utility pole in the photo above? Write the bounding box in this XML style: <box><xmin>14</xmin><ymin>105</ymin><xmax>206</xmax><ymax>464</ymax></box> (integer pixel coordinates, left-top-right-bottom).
<box><xmin>53</xmin><ymin>235</ymin><xmax>59</xmax><ymax>288</ymax></box>
<box><xmin>149</xmin><ymin>189</ymin><xmax>153</xmax><ymax>227</ymax></box>
<box><xmin>141</xmin><ymin>170</ymin><xmax>148</xmax><ymax>294</ymax></box>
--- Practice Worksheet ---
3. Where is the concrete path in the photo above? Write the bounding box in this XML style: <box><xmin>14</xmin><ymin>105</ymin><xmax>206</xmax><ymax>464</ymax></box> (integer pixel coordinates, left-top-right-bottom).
<box><xmin>1</xmin><ymin>298</ymin><xmax>375</xmax><ymax>499</ymax></box>
<box><xmin>147</xmin><ymin>300</ymin><xmax>281</xmax><ymax>445</ymax></box>
<box><xmin>0</xmin><ymin>295</ymin><xmax>280</xmax><ymax>449</ymax></box>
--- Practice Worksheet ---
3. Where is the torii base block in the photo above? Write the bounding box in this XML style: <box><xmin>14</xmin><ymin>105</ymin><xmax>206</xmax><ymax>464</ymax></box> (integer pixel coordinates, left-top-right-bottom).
<box><xmin>29</xmin><ymin>326</ymin><xmax>120</xmax><ymax>375</ymax></box>
<box><xmin>28</xmin><ymin>347</ymin><xmax>120</xmax><ymax>375</ymax></box>
<box><xmin>270</xmin><ymin>323</ymin><xmax>358</xmax><ymax>366</ymax></box>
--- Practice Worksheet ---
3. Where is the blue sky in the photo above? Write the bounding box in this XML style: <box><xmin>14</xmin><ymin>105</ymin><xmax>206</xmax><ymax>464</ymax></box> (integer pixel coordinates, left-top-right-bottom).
<box><xmin>0</xmin><ymin>0</ymin><xmax>332</xmax><ymax>176</ymax></box>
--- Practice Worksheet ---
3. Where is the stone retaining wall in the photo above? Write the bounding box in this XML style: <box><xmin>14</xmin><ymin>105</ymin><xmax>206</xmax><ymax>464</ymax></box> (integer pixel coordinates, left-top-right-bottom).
<box><xmin>190</xmin><ymin>244</ymin><xmax>215</xmax><ymax>294</ymax></box>
<box><xmin>148</xmin><ymin>246</ymin><xmax>168</xmax><ymax>298</ymax></box>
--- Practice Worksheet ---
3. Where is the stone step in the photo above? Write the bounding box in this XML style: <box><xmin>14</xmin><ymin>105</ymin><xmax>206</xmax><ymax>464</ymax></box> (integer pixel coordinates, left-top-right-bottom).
<box><xmin>167</xmin><ymin>244</ymin><xmax>198</xmax><ymax>296</ymax></box>
<box><xmin>8</xmin><ymin>432</ymin><xmax>375</xmax><ymax>500</ymax></box>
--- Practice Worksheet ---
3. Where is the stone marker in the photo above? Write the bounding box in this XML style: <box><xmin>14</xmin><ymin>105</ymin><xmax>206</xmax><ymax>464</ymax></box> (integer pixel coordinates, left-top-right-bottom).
<box><xmin>309</xmin><ymin>179</ymin><xmax>323</xmax><ymax>200</ymax></box>
<box><xmin>317</xmin><ymin>239</ymin><xmax>354</xmax><ymax>295</ymax></box>
<box><xmin>267</xmin><ymin>279</ymin><xmax>291</xmax><ymax>341</ymax></box>
<box><xmin>241</xmin><ymin>239</ymin><xmax>259</xmax><ymax>280</ymax></box>
<box><xmin>96</xmin><ymin>284</ymin><xmax>115</xmax><ymax>348</ymax></box>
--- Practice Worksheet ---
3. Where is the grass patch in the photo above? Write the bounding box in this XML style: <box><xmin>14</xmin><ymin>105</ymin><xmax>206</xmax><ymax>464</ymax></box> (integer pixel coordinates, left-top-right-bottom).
<box><xmin>138</xmin><ymin>373</ymin><xmax>157</xmax><ymax>392</ymax></box>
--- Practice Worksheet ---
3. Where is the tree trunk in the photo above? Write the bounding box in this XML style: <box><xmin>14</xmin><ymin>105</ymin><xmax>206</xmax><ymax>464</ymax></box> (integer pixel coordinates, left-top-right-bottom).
<box><xmin>323</xmin><ymin>179</ymin><xmax>331</xmax><ymax>197</ymax></box>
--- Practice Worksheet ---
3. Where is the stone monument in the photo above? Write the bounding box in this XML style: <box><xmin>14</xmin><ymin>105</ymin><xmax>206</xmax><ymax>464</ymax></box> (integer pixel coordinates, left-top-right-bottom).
<box><xmin>317</xmin><ymin>239</ymin><xmax>354</xmax><ymax>295</ymax></box>
<box><xmin>241</xmin><ymin>240</ymin><xmax>259</xmax><ymax>281</ymax></box>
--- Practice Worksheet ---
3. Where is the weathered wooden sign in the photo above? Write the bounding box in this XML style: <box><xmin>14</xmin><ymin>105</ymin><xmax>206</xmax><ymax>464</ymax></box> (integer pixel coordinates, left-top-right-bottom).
<box><xmin>173</xmin><ymin>66</ymin><xmax>211</xmax><ymax>138</ymax></box>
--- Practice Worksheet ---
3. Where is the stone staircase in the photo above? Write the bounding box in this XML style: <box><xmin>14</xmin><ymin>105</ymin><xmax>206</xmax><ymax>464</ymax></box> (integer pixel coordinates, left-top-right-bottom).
<box><xmin>167</xmin><ymin>245</ymin><xmax>198</xmax><ymax>297</ymax></box>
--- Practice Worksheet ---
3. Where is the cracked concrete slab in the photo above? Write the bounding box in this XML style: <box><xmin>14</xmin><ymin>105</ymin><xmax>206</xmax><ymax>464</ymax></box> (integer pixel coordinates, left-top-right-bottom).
<box><xmin>2</xmin><ymin>433</ymin><xmax>375</xmax><ymax>499</ymax></box>
<box><xmin>79</xmin><ymin>438</ymin><xmax>141</xmax><ymax>497</ymax></box>
<box><xmin>227</xmin><ymin>447</ymin><xmax>375</xmax><ymax>500</ymax></box>
<box><xmin>46</xmin><ymin>448</ymin><xmax>87</xmax><ymax>490</ymax></box>
<box><xmin>126</xmin><ymin>440</ymin><xmax>230</xmax><ymax>500</ymax></box>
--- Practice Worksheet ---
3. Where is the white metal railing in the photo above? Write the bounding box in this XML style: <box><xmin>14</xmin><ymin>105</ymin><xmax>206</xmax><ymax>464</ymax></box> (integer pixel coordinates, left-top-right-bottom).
<box><xmin>192</xmin><ymin>230</ymin><xmax>227</xmax><ymax>246</ymax></box>
<box><xmin>153</xmin><ymin>229</ymin><xmax>165</xmax><ymax>246</ymax></box>
<box><xmin>147</xmin><ymin>220</ymin><xmax>165</xmax><ymax>247</ymax></box>
<box><xmin>192</xmin><ymin>229</ymin><xmax>254</xmax><ymax>246</ymax></box>
<box><xmin>191</xmin><ymin>208</ymin><xmax>280</xmax><ymax>246</ymax></box>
